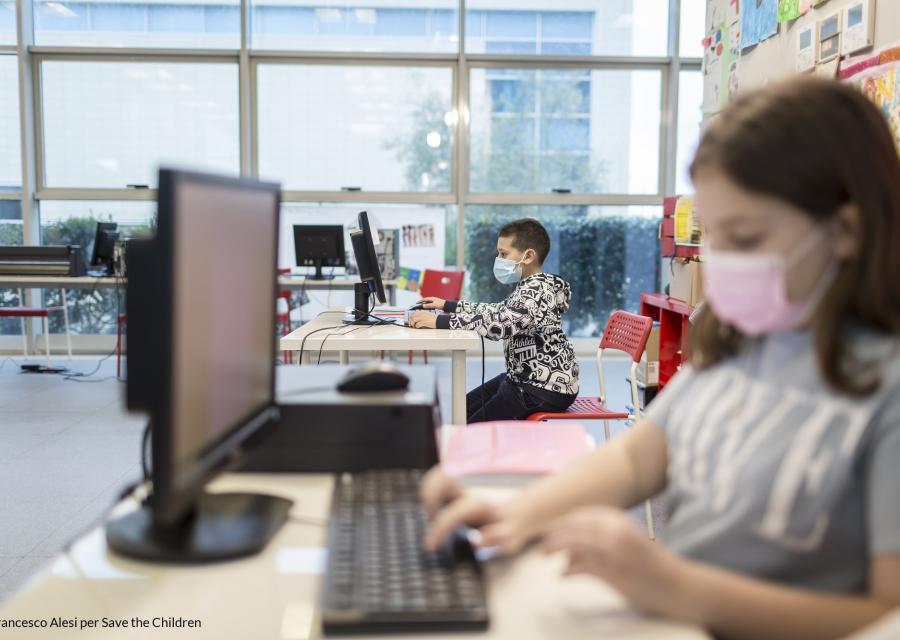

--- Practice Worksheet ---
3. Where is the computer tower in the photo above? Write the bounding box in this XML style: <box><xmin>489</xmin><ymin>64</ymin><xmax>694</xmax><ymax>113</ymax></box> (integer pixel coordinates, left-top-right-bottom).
<box><xmin>239</xmin><ymin>367</ymin><xmax>441</xmax><ymax>473</ymax></box>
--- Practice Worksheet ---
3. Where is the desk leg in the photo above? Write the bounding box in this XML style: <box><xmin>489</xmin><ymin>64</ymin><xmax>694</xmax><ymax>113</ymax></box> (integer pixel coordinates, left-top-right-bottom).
<box><xmin>389</xmin><ymin>284</ymin><xmax>396</xmax><ymax>306</ymax></box>
<box><xmin>339</xmin><ymin>350</ymin><xmax>349</xmax><ymax>365</ymax></box>
<box><xmin>451</xmin><ymin>350</ymin><xmax>467</xmax><ymax>425</ymax></box>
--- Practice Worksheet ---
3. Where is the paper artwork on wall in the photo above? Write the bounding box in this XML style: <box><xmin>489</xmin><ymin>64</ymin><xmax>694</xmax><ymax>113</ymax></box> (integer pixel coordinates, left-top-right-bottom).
<box><xmin>816</xmin><ymin>11</ymin><xmax>842</xmax><ymax>63</ymax></box>
<box><xmin>845</xmin><ymin>61</ymin><xmax>900</xmax><ymax>153</ymax></box>
<box><xmin>778</xmin><ymin>0</ymin><xmax>804</xmax><ymax>23</ymax></box>
<box><xmin>703</xmin><ymin>4</ymin><xmax>741</xmax><ymax>115</ymax></box>
<box><xmin>797</xmin><ymin>24</ymin><xmax>816</xmax><ymax>72</ymax></box>
<box><xmin>741</xmin><ymin>0</ymin><xmax>778</xmax><ymax>50</ymax></box>
<box><xmin>397</xmin><ymin>267</ymin><xmax>423</xmax><ymax>293</ymax></box>
<box><xmin>840</xmin><ymin>0</ymin><xmax>874</xmax><ymax>56</ymax></box>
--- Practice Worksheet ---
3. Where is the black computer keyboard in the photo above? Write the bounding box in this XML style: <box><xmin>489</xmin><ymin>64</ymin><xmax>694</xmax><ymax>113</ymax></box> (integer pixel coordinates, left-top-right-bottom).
<box><xmin>321</xmin><ymin>469</ymin><xmax>489</xmax><ymax>635</ymax></box>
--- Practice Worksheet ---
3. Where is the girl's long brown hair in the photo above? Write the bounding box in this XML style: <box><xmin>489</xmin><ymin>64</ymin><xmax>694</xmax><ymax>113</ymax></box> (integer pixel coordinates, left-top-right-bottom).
<box><xmin>689</xmin><ymin>78</ymin><xmax>900</xmax><ymax>396</ymax></box>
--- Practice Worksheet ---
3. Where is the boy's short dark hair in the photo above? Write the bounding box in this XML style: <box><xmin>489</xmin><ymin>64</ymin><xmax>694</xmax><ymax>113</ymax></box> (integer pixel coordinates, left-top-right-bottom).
<box><xmin>498</xmin><ymin>218</ymin><xmax>550</xmax><ymax>264</ymax></box>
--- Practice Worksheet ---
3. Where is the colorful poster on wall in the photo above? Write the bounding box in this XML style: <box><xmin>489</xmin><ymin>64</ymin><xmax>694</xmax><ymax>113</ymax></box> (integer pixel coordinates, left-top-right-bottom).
<box><xmin>741</xmin><ymin>0</ymin><xmax>778</xmax><ymax>50</ymax></box>
<box><xmin>397</xmin><ymin>267</ymin><xmax>423</xmax><ymax>293</ymax></box>
<box><xmin>703</xmin><ymin>11</ymin><xmax>741</xmax><ymax>113</ymax></box>
<box><xmin>846</xmin><ymin>61</ymin><xmax>900</xmax><ymax>153</ymax></box>
<box><xmin>777</xmin><ymin>0</ymin><xmax>801</xmax><ymax>22</ymax></box>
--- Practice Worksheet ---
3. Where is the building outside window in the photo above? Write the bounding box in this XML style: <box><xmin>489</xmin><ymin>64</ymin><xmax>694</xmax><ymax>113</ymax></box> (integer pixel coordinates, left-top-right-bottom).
<box><xmin>4</xmin><ymin>1</ymin><xmax>703</xmax><ymax>339</ymax></box>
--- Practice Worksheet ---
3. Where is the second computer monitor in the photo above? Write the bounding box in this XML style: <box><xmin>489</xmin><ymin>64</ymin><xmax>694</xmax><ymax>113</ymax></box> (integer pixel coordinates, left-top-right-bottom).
<box><xmin>90</xmin><ymin>222</ymin><xmax>119</xmax><ymax>276</ymax></box>
<box><xmin>349</xmin><ymin>210</ymin><xmax>387</xmax><ymax>307</ymax></box>
<box><xmin>293</xmin><ymin>224</ymin><xmax>345</xmax><ymax>279</ymax></box>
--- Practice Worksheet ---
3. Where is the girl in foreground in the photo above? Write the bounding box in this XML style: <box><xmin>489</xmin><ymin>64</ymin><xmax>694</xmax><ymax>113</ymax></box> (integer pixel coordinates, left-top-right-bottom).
<box><xmin>422</xmin><ymin>78</ymin><xmax>900</xmax><ymax>640</ymax></box>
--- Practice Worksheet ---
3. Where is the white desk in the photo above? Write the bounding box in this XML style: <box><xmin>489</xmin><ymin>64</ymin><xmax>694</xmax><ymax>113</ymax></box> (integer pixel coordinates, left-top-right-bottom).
<box><xmin>0</xmin><ymin>276</ymin><xmax>397</xmax><ymax>304</ymax></box>
<box><xmin>0</xmin><ymin>473</ymin><xmax>709</xmax><ymax>640</ymax></box>
<box><xmin>0</xmin><ymin>275</ymin><xmax>121</xmax><ymax>289</ymax></box>
<box><xmin>280</xmin><ymin>311</ymin><xmax>480</xmax><ymax>425</ymax></box>
<box><xmin>277</xmin><ymin>278</ymin><xmax>398</xmax><ymax>306</ymax></box>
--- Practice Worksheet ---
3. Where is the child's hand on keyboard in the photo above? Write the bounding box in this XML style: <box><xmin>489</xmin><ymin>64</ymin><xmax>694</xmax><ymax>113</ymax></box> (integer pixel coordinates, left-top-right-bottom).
<box><xmin>540</xmin><ymin>506</ymin><xmax>682</xmax><ymax>618</ymax></box>
<box><xmin>421</xmin><ymin>468</ymin><xmax>528</xmax><ymax>556</ymax></box>
<box><xmin>409</xmin><ymin>311</ymin><xmax>437</xmax><ymax>329</ymax></box>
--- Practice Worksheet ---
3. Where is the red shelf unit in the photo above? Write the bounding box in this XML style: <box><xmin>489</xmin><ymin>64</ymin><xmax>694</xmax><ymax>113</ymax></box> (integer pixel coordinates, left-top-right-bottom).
<box><xmin>639</xmin><ymin>292</ymin><xmax>694</xmax><ymax>389</ymax></box>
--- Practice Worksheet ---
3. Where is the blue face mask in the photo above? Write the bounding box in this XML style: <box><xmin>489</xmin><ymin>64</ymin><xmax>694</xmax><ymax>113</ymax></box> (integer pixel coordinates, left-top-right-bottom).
<box><xmin>493</xmin><ymin>256</ymin><xmax>523</xmax><ymax>285</ymax></box>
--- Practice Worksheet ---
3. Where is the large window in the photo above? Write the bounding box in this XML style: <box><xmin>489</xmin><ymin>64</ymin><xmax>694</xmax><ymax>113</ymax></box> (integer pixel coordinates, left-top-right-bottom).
<box><xmin>0</xmin><ymin>1</ymin><xmax>14</xmax><ymax>44</ymax></box>
<box><xmin>0</xmin><ymin>199</ymin><xmax>21</xmax><ymax>244</ymax></box>
<box><xmin>4</xmin><ymin>1</ymin><xmax>706</xmax><ymax>342</ymax></box>
<box><xmin>251</xmin><ymin>1</ymin><xmax>459</xmax><ymax>53</ymax></box>
<box><xmin>257</xmin><ymin>64</ymin><xmax>454</xmax><ymax>192</ymax></box>
<box><xmin>465</xmin><ymin>1</ymin><xmax>669</xmax><ymax>57</ymax></box>
<box><xmin>41</xmin><ymin>61</ymin><xmax>239</xmax><ymax>188</ymax></box>
<box><xmin>0</xmin><ymin>198</ymin><xmax>23</xmax><ymax>337</ymax></box>
<box><xmin>680</xmin><ymin>0</ymin><xmax>705</xmax><ymax>58</ymax></box>
<box><xmin>676</xmin><ymin>70</ymin><xmax>702</xmax><ymax>195</ymax></box>
<box><xmin>465</xmin><ymin>205</ymin><xmax>660</xmax><ymax>337</ymax></box>
<box><xmin>470</xmin><ymin>67</ymin><xmax>661</xmax><ymax>194</ymax></box>
<box><xmin>34</xmin><ymin>0</ymin><xmax>241</xmax><ymax>48</ymax></box>
<box><xmin>1</xmin><ymin>54</ymin><xmax>20</xmax><ymax>191</ymax></box>
<box><xmin>39</xmin><ymin>201</ymin><xmax>156</xmax><ymax>335</ymax></box>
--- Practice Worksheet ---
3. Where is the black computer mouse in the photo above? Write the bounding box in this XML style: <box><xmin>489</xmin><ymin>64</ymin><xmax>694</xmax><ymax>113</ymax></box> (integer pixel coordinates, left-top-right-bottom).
<box><xmin>408</xmin><ymin>303</ymin><xmax>425</xmax><ymax>311</ymax></box>
<box><xmin>436</xmin><ymin>527</ymin><xmax>477</xmax><ymax>568</ymax></box>
<box><xmin>336</xmin><ymin>363</ymin><xmax>410</xmax><ymax>393</ymax></box>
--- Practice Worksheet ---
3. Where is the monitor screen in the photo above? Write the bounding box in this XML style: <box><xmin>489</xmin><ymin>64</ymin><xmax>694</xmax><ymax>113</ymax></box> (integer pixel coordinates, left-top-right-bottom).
<box><xmin>349</xmin><ymin>211</ymin><xmax>386</xmax><ymax>305</ymax></box>
<box><xmin>293</xmin><ymin>225</ymin><xmax>345</xmax><ymax>265</ymax></box>
<box><xmin>170</xmin><ymin>178</ymin><xmax>277</xmax><ymax>472</ymax></box>
<box><xmin>90</xmin><ymin>222</ymin><xmax>118</xmax><ymax>267</ymax></box>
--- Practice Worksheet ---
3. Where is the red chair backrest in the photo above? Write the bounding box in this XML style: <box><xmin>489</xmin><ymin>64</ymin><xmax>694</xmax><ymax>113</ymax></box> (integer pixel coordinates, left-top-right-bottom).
<box><xmin>420</xmin><ymin>270</ymin><xmax>464</xmax><ymax>300</ymax></box>
<box><xmin>276</xmin><ymin>269</ymin><xmax>293</xmax><ymax>303</ymax></box>
<box><xmin>599</xmin><ymin>311</ymin><xmax>653</xmax><ymax>363</ymax></box>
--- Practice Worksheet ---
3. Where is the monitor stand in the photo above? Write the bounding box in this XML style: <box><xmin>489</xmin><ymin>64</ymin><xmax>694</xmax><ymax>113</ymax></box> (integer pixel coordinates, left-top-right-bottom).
<box><xmin>87</xmin><ymin>260</ymin><xmax>115</xmax><ymax>278</ymax></box>
<box><xmin>310</xmin><ymin>262</ymin><xmax>336</xmax><ymax>280</ymax></box>
<box><xmin>105</xmin><ymin>491</ymin><xmax>292</xmax><ymax>563</ymax></box>
<box><xmin>344</xmin><ymin>282</ymin><xmax>382</xmax><ymax>325</ymax></box>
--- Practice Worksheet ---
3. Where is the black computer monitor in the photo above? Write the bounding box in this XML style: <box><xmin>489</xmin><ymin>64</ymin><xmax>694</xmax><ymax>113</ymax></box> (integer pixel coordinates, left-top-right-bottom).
<box><xmin>293</xmin><ymin>224</ymin><xmax>345</xmax><ymax>279</ymax></box>
<box><xmin>348</xmin><ymin>211</ymin><xmax>387</xmax><ymax>324</ymax></box>
<box><xmin>107</xmin><ymin>168</ymin><xmax>292</xmax><ymax>563</ymax></box>
<box><xmin>90</xmin><ymin>222</ymin><xmax>119</xmax><ymax>276</ymax></box>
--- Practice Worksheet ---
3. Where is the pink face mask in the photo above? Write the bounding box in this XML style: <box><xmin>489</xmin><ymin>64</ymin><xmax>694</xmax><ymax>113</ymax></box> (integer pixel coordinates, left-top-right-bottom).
<box><xmin>701</xmin><ymin>229</ymin><xmax>835</xmax><ymax>337</ymax></box>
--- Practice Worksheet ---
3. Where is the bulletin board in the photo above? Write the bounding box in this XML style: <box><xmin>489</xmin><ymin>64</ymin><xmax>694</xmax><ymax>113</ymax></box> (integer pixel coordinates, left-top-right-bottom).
<box><xmin>701</xmin><ymin>0</ymin><xmax>900</xmax><ymax>119</ymax></box>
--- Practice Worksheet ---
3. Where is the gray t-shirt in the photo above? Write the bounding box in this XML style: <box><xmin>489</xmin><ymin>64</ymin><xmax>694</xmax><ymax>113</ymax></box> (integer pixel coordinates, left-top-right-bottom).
<box><xmin>646</xmin><ymin>328</ymin><xmax>900</xmax><ymax>594</ymax></box>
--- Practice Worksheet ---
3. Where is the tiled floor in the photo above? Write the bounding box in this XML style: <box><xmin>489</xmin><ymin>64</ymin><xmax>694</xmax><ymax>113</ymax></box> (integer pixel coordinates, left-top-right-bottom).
<box><xmin>0</xmin><ymin>352</ymin><xmax>660</xmax><ymax>603</ymax></box>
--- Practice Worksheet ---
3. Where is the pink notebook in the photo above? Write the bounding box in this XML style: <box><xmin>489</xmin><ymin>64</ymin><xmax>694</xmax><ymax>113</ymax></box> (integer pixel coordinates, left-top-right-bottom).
<box><xmin>442</xmin><ymin>421</ymin><xmax>594</xmax><ymax>477</ymax></box>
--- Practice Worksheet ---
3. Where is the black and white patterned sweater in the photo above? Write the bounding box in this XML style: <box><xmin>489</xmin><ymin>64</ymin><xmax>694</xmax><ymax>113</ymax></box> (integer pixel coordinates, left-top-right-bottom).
<box><xmin>435</xmin><ymin>273</ymin><xmax>579</xmax><ymax>396</ymax></box>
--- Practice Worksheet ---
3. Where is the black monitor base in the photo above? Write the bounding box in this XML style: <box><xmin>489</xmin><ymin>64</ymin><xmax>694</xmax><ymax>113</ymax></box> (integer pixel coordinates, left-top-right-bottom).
<box><xmin>309</xmin><ymin>262</ymin><xmax>338</xmax><ymax>280</ymax></box>
<box><xmin>105</xmin><ymin>491</ymin><xmax>292</xmax><ymax>563</ymax></box>
<box><xmin>343</xmin><ymin>316</ymin><xmax>391</xmax><ymax>326</ymax></box>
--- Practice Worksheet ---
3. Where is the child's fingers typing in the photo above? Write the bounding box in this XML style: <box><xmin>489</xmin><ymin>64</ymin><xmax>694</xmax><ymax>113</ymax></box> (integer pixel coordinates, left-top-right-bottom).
<box><xmin>420</xmin><ymin>467</ymin><xmax>463</xmax><ymax>517</ymax></box>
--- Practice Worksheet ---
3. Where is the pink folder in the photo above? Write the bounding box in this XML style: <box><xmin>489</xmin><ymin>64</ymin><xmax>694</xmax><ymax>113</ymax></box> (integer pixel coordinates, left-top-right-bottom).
<box><xmin>442</xmin><ymin>421</ymin><xmax>594</xmax><ymax>477</ymax></box>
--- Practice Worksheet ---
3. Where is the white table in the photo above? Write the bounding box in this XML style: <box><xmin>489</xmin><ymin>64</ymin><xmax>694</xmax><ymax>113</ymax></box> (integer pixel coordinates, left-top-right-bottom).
<box><xmin>277</xmin><ymin>277</ymin><xmax>398</xmax><ymax>306</ymax></box>
<box><xmin>0</xmin><ymin>275</ymin><xmax>121</xmax><ymax>289</ymax></box>
<box><xmin>0</xmin><ymin>275</ymin><xmax>397</xmax><ymax>304</ymax></box>
<box><xmin>280</xmin><ymin>311</ymin><xmax>480</xmax><ymax>425</ymax></box>
<box><xmin>0</xmin><ymin>473</ymin><xmax>709</xmax><ymax>640</ymax></box>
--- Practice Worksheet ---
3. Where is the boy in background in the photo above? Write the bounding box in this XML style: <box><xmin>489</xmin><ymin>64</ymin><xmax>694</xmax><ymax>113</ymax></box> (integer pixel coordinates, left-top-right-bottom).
<box><xmin>410</xmin><ymin>218</ymin><xmax>579</xmax><ymax>423</ymax></box>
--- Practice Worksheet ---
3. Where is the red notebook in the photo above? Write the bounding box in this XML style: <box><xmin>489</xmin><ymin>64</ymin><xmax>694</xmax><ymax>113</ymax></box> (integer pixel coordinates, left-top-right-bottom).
<box><xmin>442</xmin><ymin>421</ymin><xmax>594</xmax><ymax>477</ymax></box>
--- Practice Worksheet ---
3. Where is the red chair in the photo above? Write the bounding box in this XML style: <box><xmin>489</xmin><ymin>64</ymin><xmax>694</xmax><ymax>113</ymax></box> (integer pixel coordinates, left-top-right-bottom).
<box><xmin>276</xmin><ymin>268</ymin><xmax>295</xmax><ymax>364</ymax></box>
<box><xmin>116</xmin><ymin>314</ymin><xmax>127</xmax><ymax>379</ymax></box>
<box><xmin>409</xmin><ymin>269</ymin><xmax>464</xmax><ymax>364</ymax></box>
<box><xmin>527</xmin><ymin>310</ymin><xmax>656</xmax><ymax>538</ymax></box>
<box><xmin>0</xmin><ymin>288</ymin><xmax>72</xmax><ymax>365</ymax></box>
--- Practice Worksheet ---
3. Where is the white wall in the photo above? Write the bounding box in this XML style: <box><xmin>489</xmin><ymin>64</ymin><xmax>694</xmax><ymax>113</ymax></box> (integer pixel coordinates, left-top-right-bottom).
<box><xmin>721</xmin><ymin>0</ymin><xmax>900</xmax><ymax>92</ymax></box>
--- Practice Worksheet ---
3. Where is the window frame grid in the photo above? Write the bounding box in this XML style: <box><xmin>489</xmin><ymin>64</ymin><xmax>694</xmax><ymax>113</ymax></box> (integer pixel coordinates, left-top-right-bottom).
<box><xmin>10</xmin><ymin>0</ymin><xmax>703</xmax><ymax>271</ymax></box>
